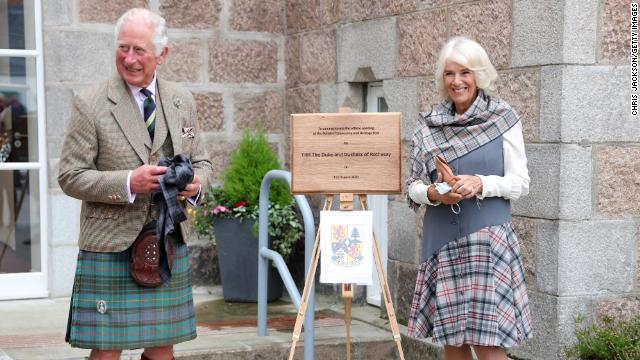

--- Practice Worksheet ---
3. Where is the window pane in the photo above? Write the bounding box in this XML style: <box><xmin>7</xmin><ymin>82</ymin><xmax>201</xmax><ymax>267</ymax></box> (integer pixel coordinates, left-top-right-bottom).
<box><xmin>0</xmin><ymin>169</ymin><xmax>40</xmax><ymax>273</ymax></box>
<box><xmin>377</xmin><ymin>97</ymin><xmax>388</xmax><ymax>112</ymax></box>
<box><xmin>0</xmin><ymin>56</ymin><xmax>39</xmax><ymax>162</ymax></box>
<box><xmin>0</xmin><ymin>0</ymin><xmax>35</xmax><ymax>50</ymax></box>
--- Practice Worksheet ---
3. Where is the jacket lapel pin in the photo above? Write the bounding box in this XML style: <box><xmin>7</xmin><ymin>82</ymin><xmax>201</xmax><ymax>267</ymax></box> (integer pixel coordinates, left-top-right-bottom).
<box><xmin>182</xmin><ymin>127</ymin><xmax>195</xmax><ymax>139</ymax></box>
<box><xmin>173</xmin><ymin>96</ymin><xmax>183</xmax><ymax>108</ymax></box>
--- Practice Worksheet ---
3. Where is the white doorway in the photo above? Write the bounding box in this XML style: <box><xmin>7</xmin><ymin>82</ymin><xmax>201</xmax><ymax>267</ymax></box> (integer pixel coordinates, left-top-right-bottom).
<box><xmin>0</xmin><ymin>0</ymin><xmax>49</xmax><ymax>299</ymax></box>
<box><xmin>365</xmin><ymin>82</ymin><xmax>388</xmax><ymax>307</ymax></box>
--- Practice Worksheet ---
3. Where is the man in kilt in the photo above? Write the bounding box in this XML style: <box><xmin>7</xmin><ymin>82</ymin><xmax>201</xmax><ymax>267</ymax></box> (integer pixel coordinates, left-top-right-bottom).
<box><xmin>58</xmin><ymin>8</ymin><xmax>213</xmax><ymax>360</ymax></box>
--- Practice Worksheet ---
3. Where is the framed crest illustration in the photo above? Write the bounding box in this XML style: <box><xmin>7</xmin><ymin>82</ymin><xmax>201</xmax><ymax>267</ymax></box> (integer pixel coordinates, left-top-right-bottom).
<box><xmin>319</xmin><ymin>210</ymin><xmax>373</xmax><ymax>285</ymax></box>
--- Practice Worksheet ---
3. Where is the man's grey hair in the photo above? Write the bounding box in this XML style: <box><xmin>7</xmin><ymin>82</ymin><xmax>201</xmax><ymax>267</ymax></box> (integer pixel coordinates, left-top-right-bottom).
<box><xmin>114</xmin><ymin>8</ymin><xmax>168</xmax><ymax>56</ymax></box>
<box><xmin>434</xmin><ymin>37</ymin><xmax>498</xmax><ymax>101</ymax></box>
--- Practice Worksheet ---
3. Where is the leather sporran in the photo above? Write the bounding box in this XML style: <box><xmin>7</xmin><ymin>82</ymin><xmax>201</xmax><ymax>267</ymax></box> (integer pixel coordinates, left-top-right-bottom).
<box><xmin>130</xmin><ymin>222</ymin><xmax>174</xmax><ymax>287</ymax></box>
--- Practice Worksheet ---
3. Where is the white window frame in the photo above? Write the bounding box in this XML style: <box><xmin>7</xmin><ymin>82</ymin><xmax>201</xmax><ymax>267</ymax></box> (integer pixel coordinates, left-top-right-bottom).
<box><xmin>0</xmin><ymin>0</ymin><xmax>49</xmax><ymax>300</ymax></box>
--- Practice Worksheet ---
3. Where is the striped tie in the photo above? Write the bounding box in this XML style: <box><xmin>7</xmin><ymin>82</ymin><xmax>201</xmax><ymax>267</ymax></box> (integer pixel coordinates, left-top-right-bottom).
<box><xmin>140</xmin><ymin>88</ymin><xmax>156</xmax><ymax>139</ymax></box>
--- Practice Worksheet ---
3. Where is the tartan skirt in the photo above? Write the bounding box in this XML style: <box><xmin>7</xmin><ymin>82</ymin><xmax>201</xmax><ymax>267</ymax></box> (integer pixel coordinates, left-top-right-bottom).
<box><xmin>65</xmin><ymin>239</ymin><xmax>196</xmax><ymax>350</ymax></box>
<box><xmin>407</xmin><ymin>223</ymin><xmax>532</xmax><ymax>347</ymax></box>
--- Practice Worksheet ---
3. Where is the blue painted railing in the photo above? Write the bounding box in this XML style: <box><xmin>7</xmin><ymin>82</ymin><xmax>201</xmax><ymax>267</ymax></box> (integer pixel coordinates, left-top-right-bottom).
<box><xmin>257</xmin><ymin>170</ymin><xmax>315</xmax><ymax>360</ymax></box>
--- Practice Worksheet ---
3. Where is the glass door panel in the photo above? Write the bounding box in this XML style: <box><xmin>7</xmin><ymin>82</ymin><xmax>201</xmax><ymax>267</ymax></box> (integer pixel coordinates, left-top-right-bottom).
<box><xmin>1</xmin><ymin>56</ymin><xmax>39</xmax><ymax>162</ymax></box>
<box><xmin>0</xmin><ymin>0</ymin><xmax>36</xmax><ymax>50</ymax></box>
<box><xmin>0</xmin><ymin>168</ymin><xmax>40</xmax><ymax>273</ymax></box>
<box><xmin>0</xmin><ymin>0</ymin><xmax>47</xmax><ymax>299</ymax></box>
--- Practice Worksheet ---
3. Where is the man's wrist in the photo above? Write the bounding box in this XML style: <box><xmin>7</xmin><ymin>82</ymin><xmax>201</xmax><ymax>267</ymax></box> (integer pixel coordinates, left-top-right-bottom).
<box><xmin>186</xmin><ymin>184</ymin><xmax>202</xmax><ymax>206</ymax></box>
<box><xmin>126</xmin><ymin>170</ymin><xmax>136</xmax><ymax>203</ymax></box>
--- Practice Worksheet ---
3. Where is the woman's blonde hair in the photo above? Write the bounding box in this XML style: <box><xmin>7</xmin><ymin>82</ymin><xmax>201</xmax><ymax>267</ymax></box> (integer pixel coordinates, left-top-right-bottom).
<box><xmin>434</xmin><ymin>37</ymin><xmax>498</xmax><ymax>100</ymax></box>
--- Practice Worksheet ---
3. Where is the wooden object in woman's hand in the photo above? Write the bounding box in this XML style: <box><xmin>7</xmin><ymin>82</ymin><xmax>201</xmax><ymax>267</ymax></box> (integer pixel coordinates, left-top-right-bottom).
<box><xmin>435</xmin><ymin>155</ymin><xmax>458</xmax><ymax>186</ymax></box>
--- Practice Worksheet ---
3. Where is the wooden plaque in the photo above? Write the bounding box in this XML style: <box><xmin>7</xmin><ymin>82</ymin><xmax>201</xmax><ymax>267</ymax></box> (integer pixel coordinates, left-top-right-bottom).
<box><xmin>290</xmin><ymin>112</ymin><xmax>402</xmax><ymax>194</ymax></box>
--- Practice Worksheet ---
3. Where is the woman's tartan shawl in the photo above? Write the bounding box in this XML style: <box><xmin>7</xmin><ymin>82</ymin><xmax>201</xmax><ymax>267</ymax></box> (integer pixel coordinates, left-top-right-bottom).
<box><xmin>406</xmin><ymin>90</ymin><xmax>520</xmax><ymax>211</ymax></box>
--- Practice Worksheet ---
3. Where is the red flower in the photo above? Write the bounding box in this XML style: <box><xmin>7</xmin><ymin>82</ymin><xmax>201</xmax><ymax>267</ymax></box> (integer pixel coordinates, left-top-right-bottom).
<box><xmin>233</xmin><ymin>201</ymin><xmax>248</xmax><ymax>208</ymax></box>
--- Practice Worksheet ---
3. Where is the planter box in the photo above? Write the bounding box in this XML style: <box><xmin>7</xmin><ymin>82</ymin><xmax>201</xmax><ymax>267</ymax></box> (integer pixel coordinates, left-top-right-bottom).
<box><xmin>213</xmin><ymin>217</ymin><xmax>283</xmax><ymax>302</ymax></box>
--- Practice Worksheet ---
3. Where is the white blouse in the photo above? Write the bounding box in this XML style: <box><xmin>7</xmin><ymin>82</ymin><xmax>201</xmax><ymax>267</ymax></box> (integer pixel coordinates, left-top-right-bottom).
<box><xmin>408</xmin><ymin>121</ymin><xmax>530</xmax><ymax>205</ymax></box>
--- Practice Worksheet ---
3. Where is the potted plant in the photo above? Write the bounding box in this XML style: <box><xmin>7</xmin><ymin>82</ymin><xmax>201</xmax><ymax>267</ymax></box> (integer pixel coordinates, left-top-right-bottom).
<box><xmin>191</xmin><ymin>126</ymin><xmax>303</xmax><ymax>302</ymax></box>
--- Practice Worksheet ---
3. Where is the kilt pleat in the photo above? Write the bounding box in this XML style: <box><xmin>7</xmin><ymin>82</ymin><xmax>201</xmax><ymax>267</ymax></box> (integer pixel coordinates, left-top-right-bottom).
<box><xmin>65</xmin><ymin>239</ymin><xmax>196</xmax><ymax>350</ymax></box>
<box><xmin>407</xmin><ymin>222</ymin><xmax>532</xmax><ymax>347</ymax></box>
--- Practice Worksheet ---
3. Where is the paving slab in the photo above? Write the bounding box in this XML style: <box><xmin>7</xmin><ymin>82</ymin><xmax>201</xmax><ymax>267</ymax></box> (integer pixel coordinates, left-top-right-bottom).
<box><xmin>0</xmin><ymin>286</ymin><xmax>440</xmax><ymax>360</ymax></box>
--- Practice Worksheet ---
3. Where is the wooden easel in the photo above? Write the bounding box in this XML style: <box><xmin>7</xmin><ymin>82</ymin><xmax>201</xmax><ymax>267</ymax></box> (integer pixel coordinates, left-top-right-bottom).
<box><xmin>287</xmin><ymin>193</ymin><xmax>405</xmax><ymax>360</ymax></box>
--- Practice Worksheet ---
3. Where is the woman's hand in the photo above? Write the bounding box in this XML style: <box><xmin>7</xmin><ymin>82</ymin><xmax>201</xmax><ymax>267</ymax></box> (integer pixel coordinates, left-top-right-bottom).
<box><xmin>451</xmin><ymin>175</ymin><xmax>483</xmax><ymax>199</ymax></box>
<box><xmin>427</xmin><ymin>172</ymin><xmax>464</xmax><ymax>205</ymax></box>
<box><xmin>437</xmin><ymin>189</ymin><xmax>464</xmax><ymax>205</ymax></box>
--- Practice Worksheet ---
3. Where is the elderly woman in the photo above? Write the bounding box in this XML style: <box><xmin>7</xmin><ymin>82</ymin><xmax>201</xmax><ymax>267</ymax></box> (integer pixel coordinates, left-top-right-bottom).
<box><xmin>406</xmin><ymin>37</ymin><xmax>532</xmax><ymax>360</ymax></box>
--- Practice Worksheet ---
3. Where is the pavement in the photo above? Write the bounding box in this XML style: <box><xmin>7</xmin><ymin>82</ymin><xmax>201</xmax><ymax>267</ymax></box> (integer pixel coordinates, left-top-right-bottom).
<box><xmin>0</xmin><ymin>286</ymin><xmax>438</xmax><ymax>360</ymax></box>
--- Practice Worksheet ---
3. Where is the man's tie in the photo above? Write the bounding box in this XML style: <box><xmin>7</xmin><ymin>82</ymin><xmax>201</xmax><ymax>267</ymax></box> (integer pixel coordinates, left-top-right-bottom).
<box><xmin>140</xmin><ymin>88</ymin><xmax>156</xmax><ymax>139</ymax></box>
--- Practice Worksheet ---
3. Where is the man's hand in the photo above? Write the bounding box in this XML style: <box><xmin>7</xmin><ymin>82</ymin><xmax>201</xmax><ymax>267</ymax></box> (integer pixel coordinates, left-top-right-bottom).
<box><xmin>178</xmin><ymin>174</ymin><xmax>201</xmax><ymax>201</ymax></box>
<box><xmin>130</xmin><ymin>165</ymin><xmax>167</xmax><ymax>194</ymax></box>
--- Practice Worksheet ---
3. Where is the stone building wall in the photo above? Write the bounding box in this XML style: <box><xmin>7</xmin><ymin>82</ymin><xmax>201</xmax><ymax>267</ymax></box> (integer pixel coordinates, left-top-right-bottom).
<box><xmin>284</xmin><ymin>0</ymin><xmax>638</xmax><ymax>359</ymax></box>
<box><xmin>42</xmin><ymin>0</ymin><xmax>288</xmax><ymax>295</ymax></box>
<box><xmin>284</xmin><ymin>0</ymin><xmax>538</xmax><ymax>313</ymax></box>
<box><xmin>507</xmin><ymin>1</ymin><xmax>639</xmax><ymax>359</ymax></box>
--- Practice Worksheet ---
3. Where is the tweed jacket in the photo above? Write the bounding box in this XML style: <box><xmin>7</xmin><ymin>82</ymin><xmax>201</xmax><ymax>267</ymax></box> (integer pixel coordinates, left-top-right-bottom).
<box><xmin>58</xmin><ymin>73</ymin><xmax>213</xmax><ymax>252</ymax></box>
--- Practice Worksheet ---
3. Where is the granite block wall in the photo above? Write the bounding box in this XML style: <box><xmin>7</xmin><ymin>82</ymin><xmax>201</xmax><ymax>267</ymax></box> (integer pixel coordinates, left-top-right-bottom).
<box><xmin>43</xmin><ymin>0</ymin><xmax>288</xmax><ymax>293</ymax></box>
<box><xmin>282</xmin><ymin>1</ymin><xmax>637</xmax><ymax>359</ymax></box>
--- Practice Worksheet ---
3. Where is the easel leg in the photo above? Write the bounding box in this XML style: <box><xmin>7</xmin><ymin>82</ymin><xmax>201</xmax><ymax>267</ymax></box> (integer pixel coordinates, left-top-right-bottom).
<box><xmin>372</xmin><ymin>235</ymin><xmax>406</xmax><ymax>360</ymax></box>
<box><xmin>360</xmin><ymin>197</ymin><xmax>406</xmax><ymax>360</ymax></box>
<box><xmin>342</xmin><ymin>283</ymin><xmax>353</xmax><ymax>360</ymax></box>
<box><xmin>288</xmin><ymin>196</ymin><xmax>334</xmax><ymax>360</ymax></box>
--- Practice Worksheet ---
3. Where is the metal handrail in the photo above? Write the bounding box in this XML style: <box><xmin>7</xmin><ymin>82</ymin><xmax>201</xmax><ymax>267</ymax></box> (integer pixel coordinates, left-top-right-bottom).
<box><xmin>257</xmin><ymin>170</ymin><xmax>315</xmax><ymax>360</ymax></box>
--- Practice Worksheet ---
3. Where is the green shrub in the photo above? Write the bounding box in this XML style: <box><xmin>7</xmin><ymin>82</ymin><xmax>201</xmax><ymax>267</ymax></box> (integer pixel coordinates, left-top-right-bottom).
<box><xmin>221</xmin><ymin>127</ymin><xmax>292</xmax><ymax>207</ymax></box>
<box><xmin>190</xmin><ymin>126</ymin><xmax>302</xmax><ymax>261</ymax></box>
<box><xmin>565</xmin><ymin>315</ymin><xmax>640</xmax><ymax>360</ymax></box>
<box><xmin>252</xmin><ymin>202</ymin><xmax>303</xmax><ymax>260</ymax></box>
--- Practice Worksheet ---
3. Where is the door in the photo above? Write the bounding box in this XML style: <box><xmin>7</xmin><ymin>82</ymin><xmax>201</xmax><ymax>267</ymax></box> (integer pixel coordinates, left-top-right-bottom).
<box><xmin>365</xmin><ymin>82</ymin><xmax>388</xmax><ymax>307</ymax></box>
<box><xmin>0</xmin><ymin>0</ymin><xmax>48</xmax><ymax>299</ymax></box>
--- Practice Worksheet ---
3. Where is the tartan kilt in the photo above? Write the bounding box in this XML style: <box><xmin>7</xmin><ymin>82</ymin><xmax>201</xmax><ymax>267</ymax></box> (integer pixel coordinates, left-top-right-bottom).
<box><xmin>407</xmin><ymin>222</ymin><xmax>532</xmax><ymax>347</ymax></box>
<box><xmin>65</xmin><ymin>238</ymin><xmax>196</xmax><ymax>350</ymax></box>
